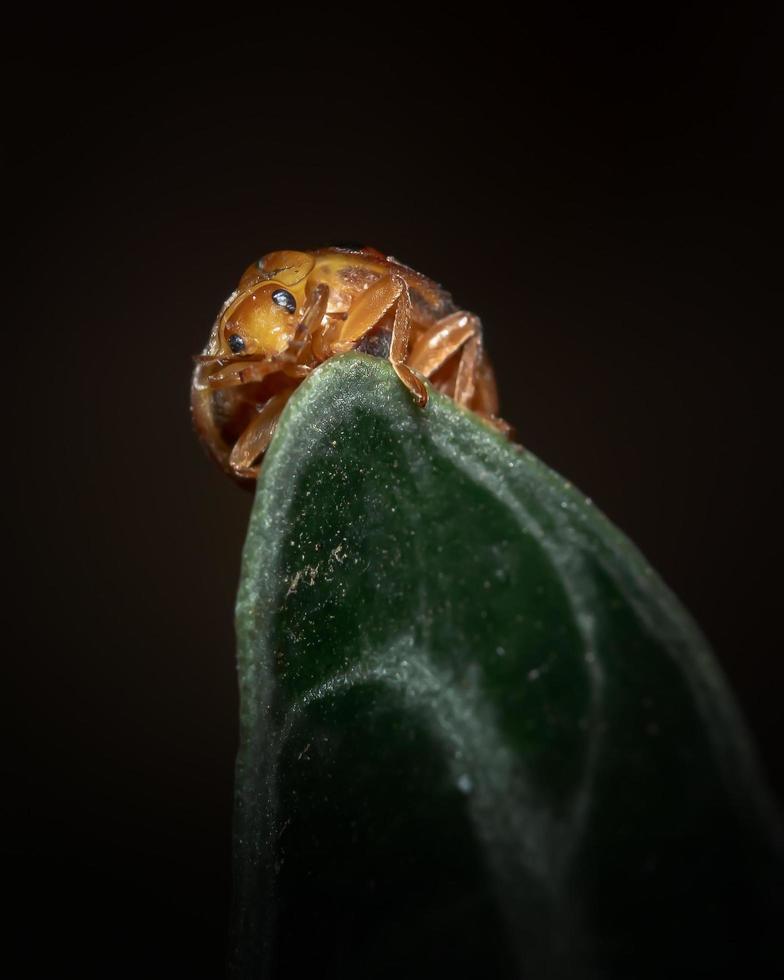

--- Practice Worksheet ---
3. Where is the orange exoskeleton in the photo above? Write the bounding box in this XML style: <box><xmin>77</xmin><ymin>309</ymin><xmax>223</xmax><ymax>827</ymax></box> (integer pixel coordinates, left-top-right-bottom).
<box><xmin>191</xmin><ymin>246</ymin><xmax>510</xmax><ymax>484</ymax></box>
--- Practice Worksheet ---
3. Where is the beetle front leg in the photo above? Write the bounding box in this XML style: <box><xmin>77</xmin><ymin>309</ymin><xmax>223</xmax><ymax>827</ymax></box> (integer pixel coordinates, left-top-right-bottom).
<box><xmin>388</xmin><ymin>280</ymin><xmax>428</xmax><ymax>406</ymax></box>
<box><xmin>294</xmin><ymin>282</ymin><xmax>331</xmax><ymax>363</ymax></box>
<box><xmin>228</xmin><ymin>389</ymin><xmax>295</xmax><ymax>479</ymax></box>
<box><xmin>332</xmin><ymin>274</ymin><xmax>427</xmax><ymax>406</ymax></box>
<box><xmin>201</xmin><ymin>357</ymin><xmax>309</xmax><ymax>391</ymax></box>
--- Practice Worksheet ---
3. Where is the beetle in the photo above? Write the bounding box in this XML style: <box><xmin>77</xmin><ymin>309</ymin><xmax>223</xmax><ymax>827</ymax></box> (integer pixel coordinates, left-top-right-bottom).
<box><xmin>191</xmin><ymin>246</ymin><xmax>511</xmax><ymax>484</ymax></box>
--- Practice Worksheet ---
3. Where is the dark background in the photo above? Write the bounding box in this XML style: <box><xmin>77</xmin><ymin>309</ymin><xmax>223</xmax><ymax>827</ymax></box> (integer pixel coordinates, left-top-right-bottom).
<box><xmin>5</xmin><ymin>6</ymin><xmax>782</xmax><ymax>976</ymax></box>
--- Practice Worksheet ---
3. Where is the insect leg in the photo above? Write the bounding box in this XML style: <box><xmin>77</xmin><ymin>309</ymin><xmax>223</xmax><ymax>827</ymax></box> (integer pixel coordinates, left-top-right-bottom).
<box><xmin>191</xmin><ymin>368</ymin><xmax>233</xmax><ymax>475</ymax></box>
<box><xmin>473</xmin><ymin>347</ymin><xmax>501</xmax><ymax>417</ymax></box>
<box><xmin>464</xmin><ymin>344</ymin><xmax>513</xmax><ymax>436</ymax></box>
<box><xmin>228</xmin><ymin>389</ymin><xmax>295</xmax><ymax>479</ymax></box>
<box><xmin>331</xmin><ymin>274</ymin><xmax>427</xmax><ymax>406</ymax></box>
<box><xmin>454</xmin><ymin>336</ymin><xmax>512</xmax><ymax>435</ymax></box>
<box><xmin>409</xmin><ymin>312</ymin><xmax>480</xmax><ymax>379</ymax></box>
<box><xmin>294</xmin><ymin>282</ymin><xmax>331</xmax><ymax>363</ymax></box>
<box><xmin>410</xmin><ymin>312</ymin><xmax>508</xmax><ymax>429</ymax></box>
<box><xmin>301</xmin><ymin>282</ymin><xmax>330</xmax><ymax>333</ymax></box>
<box><xmin>200</xmin><ymin>358</ymin><xmax>308</xmax><ymax>391</ymax></box>
<box><xmin>389</xmin><ymin>279</ymin><xmax>428</xmax><ymax>406</ymax></box>
<box><xmin>453</xmin><ymin>335</ymin><xmax>481</xmax><ymax>406</ymax></box>
<box><xmin>333</xmin><ymin>274</ymin><xmax>403</xmax><ymax>348</ymax></box>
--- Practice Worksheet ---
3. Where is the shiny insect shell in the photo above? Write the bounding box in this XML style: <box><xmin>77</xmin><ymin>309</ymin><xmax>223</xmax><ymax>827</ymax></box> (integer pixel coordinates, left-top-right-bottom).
<box><xmin>191</xmin><ymin>246</ymin><xmax>510</xmax><ymax>484</ymax></box>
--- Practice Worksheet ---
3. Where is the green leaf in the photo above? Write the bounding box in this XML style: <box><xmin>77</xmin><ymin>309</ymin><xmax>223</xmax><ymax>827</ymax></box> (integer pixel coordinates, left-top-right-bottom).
<box><xmin>231</xmin><ymin>354</ymin><xmax>782</xmax><ymax>979</ymax></box>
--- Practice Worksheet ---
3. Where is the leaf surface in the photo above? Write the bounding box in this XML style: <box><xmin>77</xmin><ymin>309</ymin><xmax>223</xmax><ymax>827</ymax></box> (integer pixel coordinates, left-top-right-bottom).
<box><xmin>232</xmin><ymin>354</ymin><xmax>782</xmax><ymax>979</ymax></box>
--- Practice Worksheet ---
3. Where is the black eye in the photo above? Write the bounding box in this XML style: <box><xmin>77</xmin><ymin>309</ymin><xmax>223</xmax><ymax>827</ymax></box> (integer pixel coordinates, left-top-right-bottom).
<box><xmin>228</xmin><ymin>334</ymin><xmax>245</xmax><ymax>354</ymax></box>
<box><xmin>271</xmin><ymin>288</ymin><xmax>297</xmax><ymax>314</ymax></box>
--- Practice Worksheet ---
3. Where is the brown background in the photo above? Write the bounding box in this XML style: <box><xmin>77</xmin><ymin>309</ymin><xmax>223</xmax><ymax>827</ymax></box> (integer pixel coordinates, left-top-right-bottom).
<box><xmin>5</xmin><ymin>7</ymin><xmax>782</xmax><ymax>976</ymax></box>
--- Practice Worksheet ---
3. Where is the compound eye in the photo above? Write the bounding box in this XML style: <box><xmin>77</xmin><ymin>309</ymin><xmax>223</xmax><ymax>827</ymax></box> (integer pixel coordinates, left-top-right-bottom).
<box><xmin>228</xmin><ymin>334</ymin><xmax>246</xmax><ymax>354</ymax></box>
<box><xmin>271</xmin><ymin>288</ymin><xmax>297</xmax><ymax>314</ymax></box>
